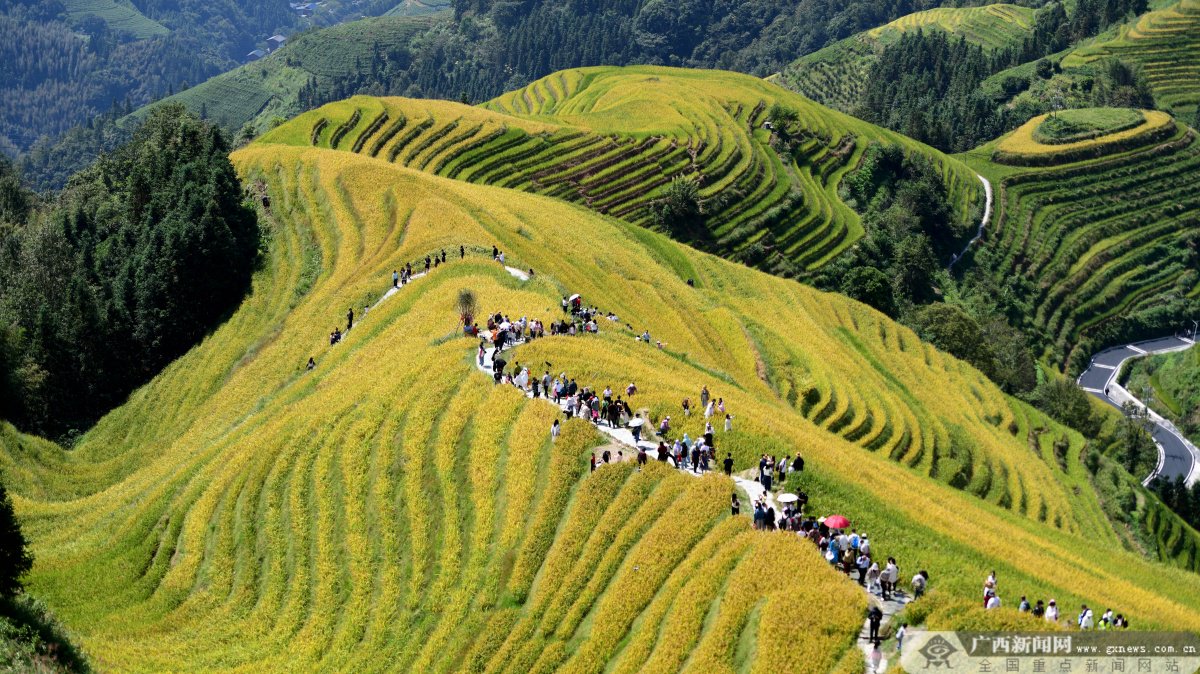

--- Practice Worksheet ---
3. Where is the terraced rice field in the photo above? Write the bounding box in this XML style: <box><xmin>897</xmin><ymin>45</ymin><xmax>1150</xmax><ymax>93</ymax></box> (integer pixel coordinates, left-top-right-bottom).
<box><xmin>1063</xmin><ymin>0</ymin><xmax>1200</xmax><ymax>119</ymax></box>
<box><xmin>963</xmin><ymin>110</ymin><xmax>1200</xmax><ymax>370</ymax></box>
<box><xmin>61</xmin><ymin>0</ymin><xmax>169</xmax><ymax>39</ymax></box>
<box><xmin>265</xmin><ymin>66</ymin><xmax>983</xmax><ymax>273</ymax></box>
<box><xmin>3</xmin><ymin>107</ymin><xmax>1200</xmax><ymax>668</ymax></box>
<box><xmin>781</xmin><ymin>4</ymin><xmax>1034</xmax><ymax>114</ymax></box>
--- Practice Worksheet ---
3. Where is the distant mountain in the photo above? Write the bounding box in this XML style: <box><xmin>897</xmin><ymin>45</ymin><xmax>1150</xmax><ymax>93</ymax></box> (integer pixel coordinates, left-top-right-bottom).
<box><xmin>0</xmin><ymin>0</ymin><xmax>448</xmax><ymax>159</ymax></box>
<box><xmin>129</xmin><ymin>0</ymin><xmax>968</xmax><ymax>141</ymax></box>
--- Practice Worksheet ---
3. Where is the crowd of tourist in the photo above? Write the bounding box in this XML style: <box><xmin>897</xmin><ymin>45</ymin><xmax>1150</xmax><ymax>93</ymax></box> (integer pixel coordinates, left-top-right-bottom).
<box><xmin>984</xmin><ymin>571</ymin><xmax>1130</xmax><ymax>629</ymax></box>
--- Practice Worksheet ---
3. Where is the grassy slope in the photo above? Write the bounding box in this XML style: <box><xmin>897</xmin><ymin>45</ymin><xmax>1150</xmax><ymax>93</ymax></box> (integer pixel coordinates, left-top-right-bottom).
<box><xmin>958</xmin><ymin>108</ymin><xmax>1199</xmax><ymax>369</ymax></box>
<box><xmin>780</xmin><ymin>4</ymin><xmax>1035</xmax><ymax>113</ymax></box>
<box><xmin>0</xmin><ymin>109</ymin><xmax>1198</xmax><ymax>668</ymax></box>
<box><xmin>124</xmin><ymin>13</ymin><xmax>446</xmax><ymax>133</ymax></box>
<box><xmin>263</xmin><ymin>66</ymin><xmax>983</xmax><ymax>273</ymax></box>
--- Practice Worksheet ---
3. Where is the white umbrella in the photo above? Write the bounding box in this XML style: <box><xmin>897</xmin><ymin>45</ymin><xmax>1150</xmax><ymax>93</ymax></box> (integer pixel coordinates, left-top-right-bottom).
<box><xmin>568</xmin><ymin>294</ymin><xmax>581</xmax><ymax>301</ymax></box>
<box><xmin>627</xmin><ymin>418</ymin><xmax>645</xmax><ymax>428</ymax></box>
<box><xmin>777</xmin><ymin>493</ymin><xmax>799</xmax><ymax>504</ymax></box>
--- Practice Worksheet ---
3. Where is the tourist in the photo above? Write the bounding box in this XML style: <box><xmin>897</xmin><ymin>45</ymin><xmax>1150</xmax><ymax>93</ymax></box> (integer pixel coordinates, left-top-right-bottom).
<box><xmin>867</xmin><ymin>605</ymin><xmax>883</xmax><ymax>643</ymax></box>
<box><xmin>1078</xmin><ymin>605</ymin><xmax>1094</xmax><ymax>630</ymax></box>
<box><xmin>882</xmin><ymin>558</ymin><xmax>898</xmax><ymax>600</ymax></box>
<box><xmin>986</xmin><ymin>593</ymin><xmax>1001</xmax><ymax>610</ymax></box>
<box><xmin>1032</xmin><ymin>600</ymin><xmax>1045</xmax><ymax>618</ymax></box>
<box><xmin>724</xmin><ymin>413</ymin><xmax>733</xmax><ymax>432</ymax></box>
<box><xmin>869</xmin><ymin>644</ymin><xmax>882</xmax><ymax>673</ymax></box>
<box><xmin>856</xmin><ymin>552</ymin><xmax>870</xmax><ymax>586</ymax></box>
<box><xmin>306</xmin><ymin>357</ymin><xmax>315</xmax><ymax>370</ymax></box>
<box><xmin>723</xmin><ymin>452</ymin><xmax>733</xmax><ymax>476</ymax></box>
<box><xmin>866</xmin><ymin>562</ymin><xmax>881</xmax><ymax>595</ymax></box>
<box><xmin>347</xmin><ymin>307</ymin><xmax>354</xmax><ymax>331</ymax></box>
<box><xmin>550</xmin><ymin>419</ymin><xmax>560</xmax><ymax>441</ymax></box>
<box><xmin>1019</xmin><ymin>596</ymin><xmax>1030</xmax><ymax>612</ymax></box>
<box><xmin>1046</xmin><ymin>600</ymin><xmax>1059</xmax><ymax>623</ymax></box>
<box><xmin>392</xmin><ymin>269</ymin><xmax>399</xmax><ymax>288</ymax></box>
<box><xmin>912</xmin><ymin>570</ymin><xmax>927</xmax><ymax>598</ymax></box>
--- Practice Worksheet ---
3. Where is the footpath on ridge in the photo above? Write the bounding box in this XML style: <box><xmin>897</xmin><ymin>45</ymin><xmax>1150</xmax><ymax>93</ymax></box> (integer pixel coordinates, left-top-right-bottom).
<box><xmin>948</xmin><ymin>174</ymin><xmax>993</xmax><ymax>270</ymax></box>
<box><xmin>343</xmin><ymin>254</ymin><xmax>928</xmax><ymax>673</ymax></box>
<box><xmin>1077</xmin><ymin>334</ymin><xmax>1200</xmax><ymax>487</ymax></box>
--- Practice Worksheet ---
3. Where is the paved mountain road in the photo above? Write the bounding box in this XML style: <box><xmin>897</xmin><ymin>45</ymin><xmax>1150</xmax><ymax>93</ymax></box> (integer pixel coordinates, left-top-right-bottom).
<box><xmin>1077</xmin><ymin>335</ymin><xmax>1199</xmax><ymax>487</ymax></box>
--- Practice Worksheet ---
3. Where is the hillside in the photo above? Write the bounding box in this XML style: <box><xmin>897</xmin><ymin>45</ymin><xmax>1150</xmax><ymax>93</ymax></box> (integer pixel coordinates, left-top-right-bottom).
<box><xmin>1123</xmin><ymin>345</ymin><xmax>1200</xmax><ymax>444</ymax></box>
<box><xmin>780</xmin><ymin>4</ymin><xmax>1036</xmax><ymax>113</ymax></box>
<box><xmin>129</xmin><ymin>14</ymin><xmax>446</xmax><ymax>134</ymax></box>
<box><xmin>958</xmin><ymin>107</ymin><xmax>1200</xmax><ymax>372</ymax></box>
<box><xmin>120</xmin><ymin>0</ymin><xmax>968</xmax><ymax>145</ymax></box>
<box><xmin>1042</xmin><ymin>0</ymin><xmax>1199</xmax><ymax>119</ymax></box>
<box><xmin>2</xmin><ymin>75</ymin><xmax>1200</xmax><ymax>668</ymax></box>
<box><xmin>258</xmin><ymin>66</ymin><xmax>983</xmax><ymax>275</ymax></box>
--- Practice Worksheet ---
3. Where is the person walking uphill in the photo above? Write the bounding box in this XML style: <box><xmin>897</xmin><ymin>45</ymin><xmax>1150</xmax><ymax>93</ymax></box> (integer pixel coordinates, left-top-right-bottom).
<box><xmin>347</xmin><ymin>307</ymin><xmax>354</xmax><ymax>331</ymax></box>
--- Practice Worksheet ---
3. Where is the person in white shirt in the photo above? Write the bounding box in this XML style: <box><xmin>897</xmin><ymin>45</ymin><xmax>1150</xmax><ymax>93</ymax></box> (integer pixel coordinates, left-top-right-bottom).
<box><xmin>1046</xmin><ymin>599</ymin><xmax>1059</xmax><ymax>623</ymax></box>
<box><xmin>986</xmin><ymin>594</ymin><xmax>1001</xmax><ymax>610</ymax></box>
<box><xmin>1078</xmin><ymin>605</ymin><xmax>1094</xmax><ymax>630</ymax></box>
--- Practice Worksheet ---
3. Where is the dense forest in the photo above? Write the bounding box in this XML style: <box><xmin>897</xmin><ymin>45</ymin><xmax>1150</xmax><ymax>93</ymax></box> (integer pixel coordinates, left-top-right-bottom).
<box><xmin>855</xmin><ymin>0</ymin><xmax>1153</xmax><ymax>151</ymax></box>
<box><xmin>288</xmin><ymin>0</ymin><xmax>980</xmax><ymax>111</ymax></box>
<box><xmin>0</xmin><ymin>106</ymin><xmax>259</xmax><ymax>439</ymax></box>
<box><xmin>0</xmin><ymin>0</ymin><xmax>299</xmax><ymax>155</ymax></box>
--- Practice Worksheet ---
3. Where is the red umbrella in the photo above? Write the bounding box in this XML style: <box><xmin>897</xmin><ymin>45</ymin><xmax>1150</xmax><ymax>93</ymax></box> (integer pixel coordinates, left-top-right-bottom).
<box><xmin>824</xmin><ymin>514</ymin><xmax>850</xmax><ymax>529</ymax></box>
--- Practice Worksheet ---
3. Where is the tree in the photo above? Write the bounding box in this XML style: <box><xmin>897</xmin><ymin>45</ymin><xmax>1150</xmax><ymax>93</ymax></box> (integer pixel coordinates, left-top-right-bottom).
<box><xmin>841</xmin><ymin>267</ymin><xmax>896</xmax><ymax>317</ymax></box>
<box><xmin>892</xmin><ymin>234</ymin><xmax>939</xmax><ymax>305</ymax></box>
<box><xmin>0</xmin><ymin>105</ymin><xmax>260</xmax><ymax>436</ymax></box>
<box><xmin>911</xmin><ymin>303</ymin><xmax>998</xmax><ymax>379</ymax></box>
<box><xmin>652</xmin><ymin>176</ymin><xmax>702</xmax><ymax>235</ymax></box>
<box><xmin>0</xmin><ymin>478</ymin><xmax>32</xmax><ymax>597</ymax></box>
<box><xmin>457</xmin><ymin>289</ymin><xmax>478</xmax><ymax>328</ymax></box>
<box><xmin>1115</xmin><ymin>401</ymin><xmax>1157</xmax><ymax>475</ymax></box>
<box><xmin>1029</xmin><ymin>379</ymin><xmax>1102</xmax><ymax>438</ymax></box>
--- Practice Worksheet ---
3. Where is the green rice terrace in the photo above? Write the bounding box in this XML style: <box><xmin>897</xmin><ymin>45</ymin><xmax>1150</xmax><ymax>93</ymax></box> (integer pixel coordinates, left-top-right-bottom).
<box><xmin>3</xmin><ymin>103</ymin><xmax>1200</xmax><ymax>668</ymax></box>
<box><xmin>961</xmin><ymin>108</ymin><xmax>1200</xmax><ymax>370</ymax></box>
<box><xmin>1032</xmin><ymin>108</ymin><xmax>1147</xmax><ymax>145</ymax></box>
<box><xmin>267</xmin><ymin>66</ymin><xmax>984</xmax><ymax>275</ymax></box>
<box><xmin>1062</xmin><ymin>0</ymin><xmax>1200</xmax><ymax>118</ymax></box>
<box><xmin>779</xmin><ymin>4</ymin><xmax>1035</xmax><ymax>114</ymax></box>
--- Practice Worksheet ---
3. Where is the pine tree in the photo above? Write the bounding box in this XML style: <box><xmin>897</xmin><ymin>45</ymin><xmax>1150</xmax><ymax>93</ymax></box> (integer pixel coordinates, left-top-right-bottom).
<box><xmin>0</xmin><ymin>478</ymin><xmax>32</xmax><ymax>597</ymax></box>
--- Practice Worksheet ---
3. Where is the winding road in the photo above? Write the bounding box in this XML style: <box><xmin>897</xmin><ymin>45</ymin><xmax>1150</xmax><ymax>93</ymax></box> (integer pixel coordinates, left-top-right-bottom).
<box><xmin>1077</xmin><ymin>335</ymin><xmax>1199</xmax><ymax>487</ymax></box>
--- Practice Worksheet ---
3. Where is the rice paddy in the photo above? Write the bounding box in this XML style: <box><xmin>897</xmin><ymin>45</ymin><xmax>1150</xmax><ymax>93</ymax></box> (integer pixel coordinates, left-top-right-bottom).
<box><xmin>1</xmin><ymin>107</ymin><xmax>1198</xmax><ymax>668</ymax></box>
<box><xmin>260</xmin><ymin>66</ymin><xmax>984</xmax><ymax>273</ymax></box>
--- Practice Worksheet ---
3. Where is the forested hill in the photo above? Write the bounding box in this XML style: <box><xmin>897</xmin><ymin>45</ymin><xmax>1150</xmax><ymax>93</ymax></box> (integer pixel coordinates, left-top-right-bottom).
<box><xmin>0</xmin><ymin>0</ymin><xmax>445</xmax><ymax>164</ymax></box>
<box><xmin>15</xmin><ymin>0</ymin><xmax>964</xmax><ymax>189</ymax></box>
<box><xmin>780</xmin><ymin>0</ymin><xmax>1156</xmax><ymax>152</ymax></box>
